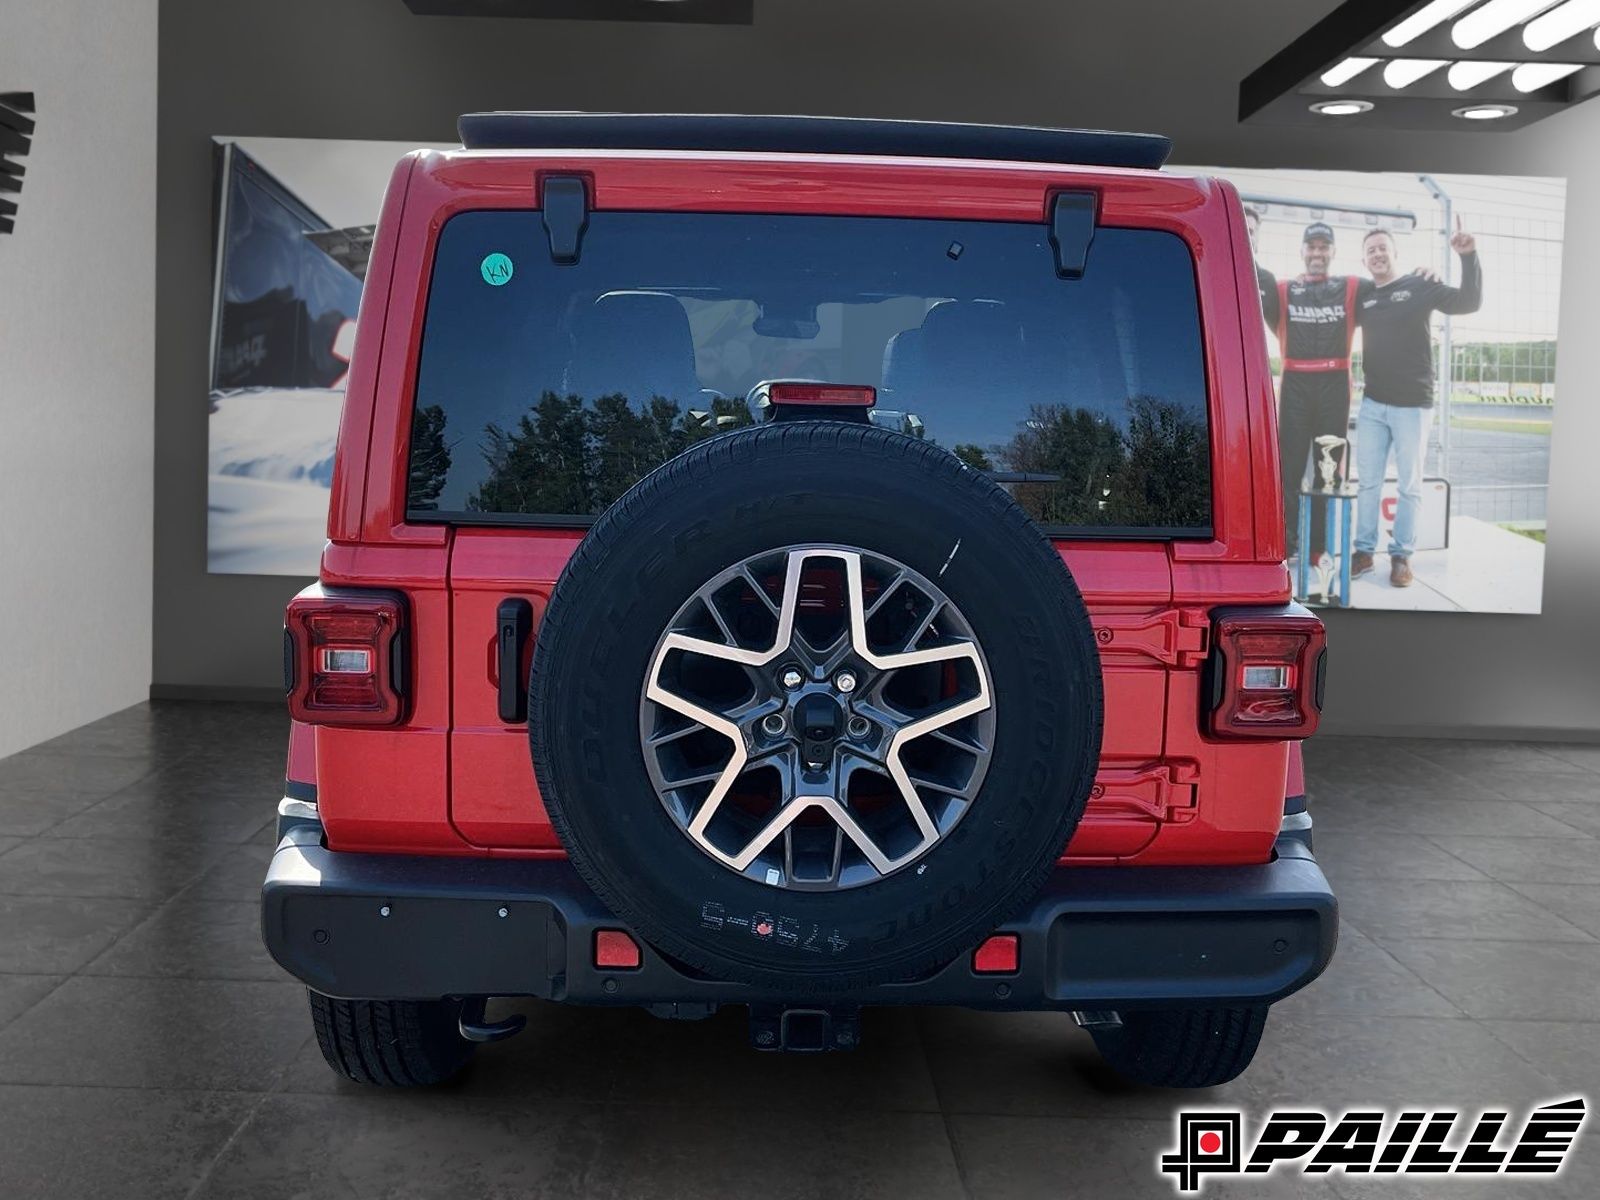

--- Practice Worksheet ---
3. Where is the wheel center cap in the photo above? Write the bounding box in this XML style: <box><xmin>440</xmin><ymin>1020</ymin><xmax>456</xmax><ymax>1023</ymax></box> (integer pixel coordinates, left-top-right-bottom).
<box><xmin>794</xmin><ymin>691</ymin><xmax>845</xmax><ymax>767</ymax></box>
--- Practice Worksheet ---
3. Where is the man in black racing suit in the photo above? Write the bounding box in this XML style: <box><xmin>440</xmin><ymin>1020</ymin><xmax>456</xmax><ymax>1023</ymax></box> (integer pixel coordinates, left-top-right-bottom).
<box><xmin>1258</xmin><ymin>221</ymin><xmax>1359</xmax><ymax>562</ymax></box>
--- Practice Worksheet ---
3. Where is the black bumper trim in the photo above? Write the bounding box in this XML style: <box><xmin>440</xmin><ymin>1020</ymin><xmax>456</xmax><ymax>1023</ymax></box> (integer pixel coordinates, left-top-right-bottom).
<box><xmin>261</xmin><ymin>826</ymin><xmax>1337</xmax><ymax>1011</ymax></box>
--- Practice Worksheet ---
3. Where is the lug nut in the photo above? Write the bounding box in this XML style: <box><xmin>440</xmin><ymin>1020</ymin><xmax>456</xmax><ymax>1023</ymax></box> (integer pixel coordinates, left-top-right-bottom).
<box><xmin>835</xmin><ymin>671</ymin><xmax>857</xmax><ymax>693</ymax></box>
<box><xmin>780</xmin><ymin>666</ymin><xmax>804</xmax><ymax>689</ymax></box>
<box><xmin>761</xmin><ymin>713</ymin><xmax>787</xmax><ymax>736</ymax></box>
<box><xmin>847</xmin><ymin>716</ymin><xmax>871</xmax><ymax>739</ymax></box>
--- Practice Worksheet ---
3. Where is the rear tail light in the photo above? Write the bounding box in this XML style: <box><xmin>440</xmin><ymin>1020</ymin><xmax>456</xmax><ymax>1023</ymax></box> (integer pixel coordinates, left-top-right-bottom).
<box><xmin>1208</xmin><ymin>608</ymin><xmax>1325</xmax><ymax>739</ymax></box>
<box><xmin>284</xmin><ymin>586</ymin><xmax>406</xmax><ymax>726</ymax></box>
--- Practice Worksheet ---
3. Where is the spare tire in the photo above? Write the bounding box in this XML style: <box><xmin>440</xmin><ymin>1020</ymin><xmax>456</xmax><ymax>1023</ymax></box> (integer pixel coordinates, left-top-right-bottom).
<box><xmin>529</xmin><ymin>422</ymin><xmax>1102</xmax><ymax>991</ymax></box>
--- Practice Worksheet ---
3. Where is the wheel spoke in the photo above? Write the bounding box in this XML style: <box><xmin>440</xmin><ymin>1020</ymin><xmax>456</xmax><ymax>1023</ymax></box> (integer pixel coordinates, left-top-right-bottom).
<box><xmin>901</xmin><ymin>600</ymin><xmax>945</xmax><ymax>653</ymax></box>
<box><xmin>701</xmin><ymin>593</ymin><xmax>740</xmax><ymax>648</ymax></box>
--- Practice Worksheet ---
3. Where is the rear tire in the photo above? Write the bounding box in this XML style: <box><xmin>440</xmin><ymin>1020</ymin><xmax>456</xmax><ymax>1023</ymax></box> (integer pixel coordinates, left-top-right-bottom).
<box><xmin>308</xmin><ymin>991</ymin><xmax>476</xmax><ymax>1087</ymax></box>
<box><xmin>1090</xmin><ymin>1006</ymin><xmax>1268</xmax><ymax>1089</ymax></box>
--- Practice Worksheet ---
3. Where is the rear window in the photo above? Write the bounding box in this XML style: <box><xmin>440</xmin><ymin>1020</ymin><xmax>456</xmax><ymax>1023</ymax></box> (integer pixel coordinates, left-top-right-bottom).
<box><xmin>407</xmin><ymin>211</ymin><xmax>1211</xmax><ymax>535</ymax></box>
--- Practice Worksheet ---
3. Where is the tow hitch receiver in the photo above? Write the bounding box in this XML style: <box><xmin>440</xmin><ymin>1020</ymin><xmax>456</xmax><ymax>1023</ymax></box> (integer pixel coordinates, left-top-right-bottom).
<box><xmin>749</xmin><ymin>1005</ymin><xmax>861</xmax><ymax>1052</ymax></box>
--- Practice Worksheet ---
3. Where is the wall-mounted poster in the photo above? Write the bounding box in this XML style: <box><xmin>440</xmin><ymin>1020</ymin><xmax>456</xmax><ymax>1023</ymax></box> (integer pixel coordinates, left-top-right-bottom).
<box><xmin>208</xmin><ymin>143</ymin><xmax>1564</xmax><ymax>614</ymax></box>
<box><xmin>207</xmin><ymin>137</ymin><xmax>449</xmax><ymax>575</ymax></box>
<box><xmin>1180</xmin><ymin>167</ymin><xmax>1563</xmax><ymax>615</ymax></box>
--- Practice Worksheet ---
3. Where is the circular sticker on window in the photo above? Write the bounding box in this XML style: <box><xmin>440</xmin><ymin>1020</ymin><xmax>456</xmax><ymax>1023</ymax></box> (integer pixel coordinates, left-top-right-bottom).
<box><xmin>480</xmin><ymin>252</ymin><xmax>514</xmax><ymax>287</ymax></box>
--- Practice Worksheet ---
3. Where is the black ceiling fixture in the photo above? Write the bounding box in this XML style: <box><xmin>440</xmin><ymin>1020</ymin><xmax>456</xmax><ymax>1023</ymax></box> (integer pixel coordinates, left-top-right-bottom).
<box><xmin>1</xmin><ymin>91</ymin><xmax>33</xmax><ymax>236</ymax></box>
<box><xmin>402</xmin><ymin>0</ymin><xmax>752</xmax><ymax>23</ymax></box>
<box><xmin>1242</xmin><ymin>0</ymin><xmax>1600</xmax><ymax>131</ymax></box>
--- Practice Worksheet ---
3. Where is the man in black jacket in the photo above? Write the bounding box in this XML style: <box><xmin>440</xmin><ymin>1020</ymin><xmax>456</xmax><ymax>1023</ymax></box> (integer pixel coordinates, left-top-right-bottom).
<box><xmin>1351</xmin><ymin>219</ymin><xmax>1483</xmax><ymax>587</ymax></box>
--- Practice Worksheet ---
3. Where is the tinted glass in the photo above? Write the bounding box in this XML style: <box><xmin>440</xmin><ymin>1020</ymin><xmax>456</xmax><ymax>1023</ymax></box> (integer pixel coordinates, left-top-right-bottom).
<box><xmin>408</xmin><ymin>211</ymin><xmax>1210</xmax><ymax>531</ymax></box>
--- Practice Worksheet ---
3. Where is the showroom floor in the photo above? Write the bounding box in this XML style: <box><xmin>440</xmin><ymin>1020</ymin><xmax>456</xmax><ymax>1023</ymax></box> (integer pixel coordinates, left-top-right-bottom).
<box><xmin>1</xmin><ymin>702</ymin><xmax>1597</xmax><ymax>1198</ymax></box>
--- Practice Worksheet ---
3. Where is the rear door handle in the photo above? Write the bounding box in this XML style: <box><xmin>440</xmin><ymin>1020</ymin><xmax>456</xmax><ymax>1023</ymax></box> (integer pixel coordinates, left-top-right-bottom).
<box><xmin>496</xmin><ymin>598</ymin><xmax>534</xmax><ymax>723</ymax></box>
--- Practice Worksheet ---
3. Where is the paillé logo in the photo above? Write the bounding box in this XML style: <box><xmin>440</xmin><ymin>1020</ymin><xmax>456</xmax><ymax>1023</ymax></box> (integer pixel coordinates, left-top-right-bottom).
<box><xmin>1160</xmin><ymin>1098</ymin><xmax>1586</xmax><ymax>1193</ymax></box>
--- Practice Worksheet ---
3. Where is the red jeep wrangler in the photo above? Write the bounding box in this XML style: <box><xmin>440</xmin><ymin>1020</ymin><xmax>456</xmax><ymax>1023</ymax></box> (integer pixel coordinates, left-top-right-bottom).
<box><xmin>263</xmin><ymin>113</ymin><xmax>1335</xmax><ymax>1090</ymax></box>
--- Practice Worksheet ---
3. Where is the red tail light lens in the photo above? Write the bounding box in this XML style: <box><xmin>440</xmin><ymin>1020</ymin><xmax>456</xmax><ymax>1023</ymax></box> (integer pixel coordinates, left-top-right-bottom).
<box><xmin>1208</xmin><ymin>609</ymin><xmax>1325</xmax><ymax>739</ymax></box>
<box><xmin>768</xmin><ymin>382</ymin><xmax>877</xmax><ymax>407</ymax></box>
<box><xmin>284</xmin><ymin>587</ymin><xmax>405</xmax><ymax>726</ymax></box>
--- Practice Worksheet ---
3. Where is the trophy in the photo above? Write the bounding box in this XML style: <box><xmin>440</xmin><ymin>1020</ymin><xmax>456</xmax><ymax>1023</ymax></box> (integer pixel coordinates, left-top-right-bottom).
<box><xmin>1313</xmin><ymin>435</ymin><xmax>1347</xmax><ymax>492</ymax></box>
<box><xmin>1315</xmin><ymin>551</ymin><xmax>1336</xmax><ymax>604</ymax></box>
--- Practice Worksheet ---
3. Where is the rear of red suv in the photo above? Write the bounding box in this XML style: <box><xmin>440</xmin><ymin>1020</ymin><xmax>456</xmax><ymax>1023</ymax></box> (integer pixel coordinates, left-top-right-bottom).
<box><xmin>264</xmin><ymin>114</ymin><xmax>1334</xmax><ymax>1089</ymax></box>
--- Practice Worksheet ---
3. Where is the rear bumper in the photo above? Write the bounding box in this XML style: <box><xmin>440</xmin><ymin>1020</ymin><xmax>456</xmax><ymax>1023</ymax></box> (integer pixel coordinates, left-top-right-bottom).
<box><xmin>261</xmin><ymin>816</ymin><xmax>1337</xmax><ymax>1012</ymax></box>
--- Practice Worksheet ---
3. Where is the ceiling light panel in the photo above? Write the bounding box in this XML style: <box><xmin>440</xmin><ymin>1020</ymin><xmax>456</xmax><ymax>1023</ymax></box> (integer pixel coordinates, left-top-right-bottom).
<box><xmin>1241</xmin><ymin>0</ymin><xmax>1600</xmax><ymax>131</ymax></box>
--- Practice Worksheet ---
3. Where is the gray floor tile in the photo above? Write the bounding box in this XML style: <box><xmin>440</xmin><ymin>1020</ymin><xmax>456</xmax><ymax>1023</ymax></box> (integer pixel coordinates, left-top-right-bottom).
<box><xmin>1314</xmin><ymin>795</ymin><xmax>1588</xmax><ymax>839</ymax></box>
<box><xmin>1339</xmin><ymin>879</ymin><xmax>1595</xmax><ymax>944</ymax></box>
<box><xmin>80</xmin><ymin>897</ymin><xmax>282</xmax><ymax>981</ymax></box>
<box><xmin>1539</xmin><ymin>743</ymin><xmax>1600</xmax><ymax>773</ymax></box>
<box><xmin>1381</xmin><ymin>940</ymin><xmax>1600</xmax><ymax>1020</ymax></box>
<box><xmin>1240</xmin><ymin>1011</ymin><xmax>1558</xmax><ymax>1109</ymax></box>
<box><xmin>0</xmin><ymin>788</ymin><xmax>130</xmax><ymax>837</ymax></box>
<box><xmin>0</xmin><ymin>975</ymin><xmax>306</xmax><ymax>1090</ymax></box>
<box><xmin>950</xmin><ymin>1114</ymin><xmax>1342</xmax><ymax>1199</ymax></box>
<box><xmin>0</xmin><ymin>836</ymin><xmax>19</xmax><ymax>857</ymax></box>
<box><xmin>0</xmin><ymin>894</ymin><xmax>156</xmax><ymax>973</ymax></box>
<box><xmin>1313</xmin><ymin>832</ymin><xmax>1489</xmax><ymax>883</ymax></box>
<box><xmin>0</xmin><ymin>975</ymin><xmax>62</xmax><ymax>1028</ymax></box>
<box><xmin>1426</xmin><ymin>836</ymin><xmax>1600</xmax><ymax>884</ymax></box>
<box><xmin>0</xmin><ymin>750</ymin><xmax>160</xmax><ymax>799</ymax></box>
<box><xmin>1529</xmin><ymin>801</ymin><xmax>1600</xmax><ymax>836</ymax></box>
<box><xmin>1501</xmin><ymin>883</ymin><xmax>1600</xmax><ymax>939</ymax></box>
<box><xmin>1273</xmin><ymin>927</ymin><xmax>1461</xmax><ymax>1018</ymax></box>
<box><xmin>1479</xmin><ymin>1019</ymin><xmax>1600</xmax><ymax>1085</ymax></box>
<box><xmin>1309</xmin><ymin>758</ymin><xmax>1503</xmax><ymax>803</ymax></box>
<box><xmin>0</xmin><ymin>836</ymin><xmax>230</xmax><ymax>900</ymax></box>
<box><xmin>917</xmin><ymin>1008</ymin><xmax>1252</xmax><ymax>1119</ymax></box>
<box><xmin>48</xmin><ymin>778</ymin><xmax>276</xmax><ymax>844</ymax></box>
<box><xmin>1403</xmin><ymin>739</ymin><xmax>1594</xmax><ymax>776</ymax></box>
<box><xmin>188</xmin><ymin>840</ymin><xmax>276</xmax><ymax>901</ymax></box>
<box><xmin>0</xmin><ymin>1086</ymin><xmax>255</xmax><ymax>1200</ymax></box>
<box><xmin>194</xmin><ymin>1092</ymin><xmax>965</xmax><ymax>1200</ymax></box>
<box><xmin>1468</xmin><ymin>770</ymin><xmax>1600</xmax><ymax>805</ymax></box>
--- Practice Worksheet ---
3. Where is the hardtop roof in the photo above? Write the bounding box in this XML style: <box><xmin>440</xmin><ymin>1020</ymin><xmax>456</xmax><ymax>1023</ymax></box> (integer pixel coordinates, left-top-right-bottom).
<box><xmin>457</xmin><ymin>112</ymin><xmax>1171</xmax><ymax>171</ymax></box>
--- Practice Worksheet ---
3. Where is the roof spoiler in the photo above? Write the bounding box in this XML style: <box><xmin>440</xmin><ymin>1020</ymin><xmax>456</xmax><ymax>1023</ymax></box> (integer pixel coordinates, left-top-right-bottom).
<box><xmin>457</xmin><ymin>112</ymin><xmax>1171</xmax><ymax>171</ymax></box>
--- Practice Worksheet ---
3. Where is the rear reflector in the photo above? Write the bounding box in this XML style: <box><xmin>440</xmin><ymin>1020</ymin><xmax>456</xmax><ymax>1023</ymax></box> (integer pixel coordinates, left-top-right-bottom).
<box><xmin>1208</xmin><ymin>609</ymin><xmax>1326</xmax><ymax>740</ymax></box>
<box><xmin>284</xmin><ymin>587</ymin><xmax>405</xmax><ymax>727</ymax></box>
<box><xmin>972</xmin><ymin>933</ymin><xmax>1019</xmax><ymax>974</ymax></box>
<box><xmin>767</xmin><ymin>382</ymin><xmax>877</xmax><ymax>408</ymax></box>
<box><xmin>594</xmin><ymin>929</ymin><xmax>642</xmax><ymax>970</ymax></box>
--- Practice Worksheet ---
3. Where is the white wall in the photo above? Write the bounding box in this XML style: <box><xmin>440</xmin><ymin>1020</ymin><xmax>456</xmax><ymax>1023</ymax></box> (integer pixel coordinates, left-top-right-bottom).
<box><xmin>0</xmin><ymin>0</ymin><xmax>158</xmax><ymax>756</ymax></box>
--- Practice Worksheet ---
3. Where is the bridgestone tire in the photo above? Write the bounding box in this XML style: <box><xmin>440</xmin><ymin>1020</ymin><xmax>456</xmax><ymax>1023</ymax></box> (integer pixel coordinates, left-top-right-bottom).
<box><xmin>529</xmin><ymin>422</ymin><xmax>1103</xmax><ymax>991</ymax></box>
<box><xmin>1090</xmin><ymin>1006</ymin><xmax>1269</xmax><ymax>1089</ymax></box>
<box><xmin>308</xmin><ymin>991</ymin><xmax>475</xmax><ymax>1086</ymax></box>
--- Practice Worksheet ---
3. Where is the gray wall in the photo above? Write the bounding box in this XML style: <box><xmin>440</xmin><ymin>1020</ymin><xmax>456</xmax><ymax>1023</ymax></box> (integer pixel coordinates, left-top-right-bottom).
<box><xmin>155</xmin><ymin>0</ymin><xmax>1600</xmax><ymax>738</ymax></box>
<box><xmin>0</xmin><ymin>0</ymin><xmax>157</xmax><ymax>757</ymax></box>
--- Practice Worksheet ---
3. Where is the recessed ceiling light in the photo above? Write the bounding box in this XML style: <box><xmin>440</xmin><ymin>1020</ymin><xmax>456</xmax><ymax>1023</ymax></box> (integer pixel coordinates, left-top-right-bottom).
<box><xmin>1384</xmin><ymin>0</ymin><xmax>1478</xmax><ymax>47</ymax></box>
<box><xmin>1511</xmin><ymin>61</ymin><xmax>1584</xmax><ymax>90</ymax></box>
<box><xmin>1309</xmin><ymin>100</ymin><xmax>1375</xmax><ymax>116</ymax></box>
<box><xmin>1524</xmin><ymin>0</ymin><xmax>1600</xmax><ymax>52</ymax></box>
<box><xmin>1384</xmin><ymin>58</ymin><xmax>1450</xmax><ymax>88</ymax></box>
<box><xmin>1452</xmin><ymin>103</ymin><xmax>1520</xmax><ymax>119</ymax></box>
<box><xmin>1454</xmin><ymin>0</ymin><xmax>1554</xmax><ymax>49</ymax></box>
<box><xmin>1448</xmin><ymin>60</ymin><xmax>1517</xmax><ymax>89</ymax></box>
<box><xmin>1321</xmin><ymin>56</ymin><xmax>1380</xmax><ymax>86</ymax></box>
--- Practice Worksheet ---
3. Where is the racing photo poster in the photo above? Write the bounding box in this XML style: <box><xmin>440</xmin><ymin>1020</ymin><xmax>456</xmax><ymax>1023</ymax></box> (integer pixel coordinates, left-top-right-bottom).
<box><xmin>207</xmin><ymin>143</ymin><xmax>1565</xmax><ymax>615</ymax></box>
